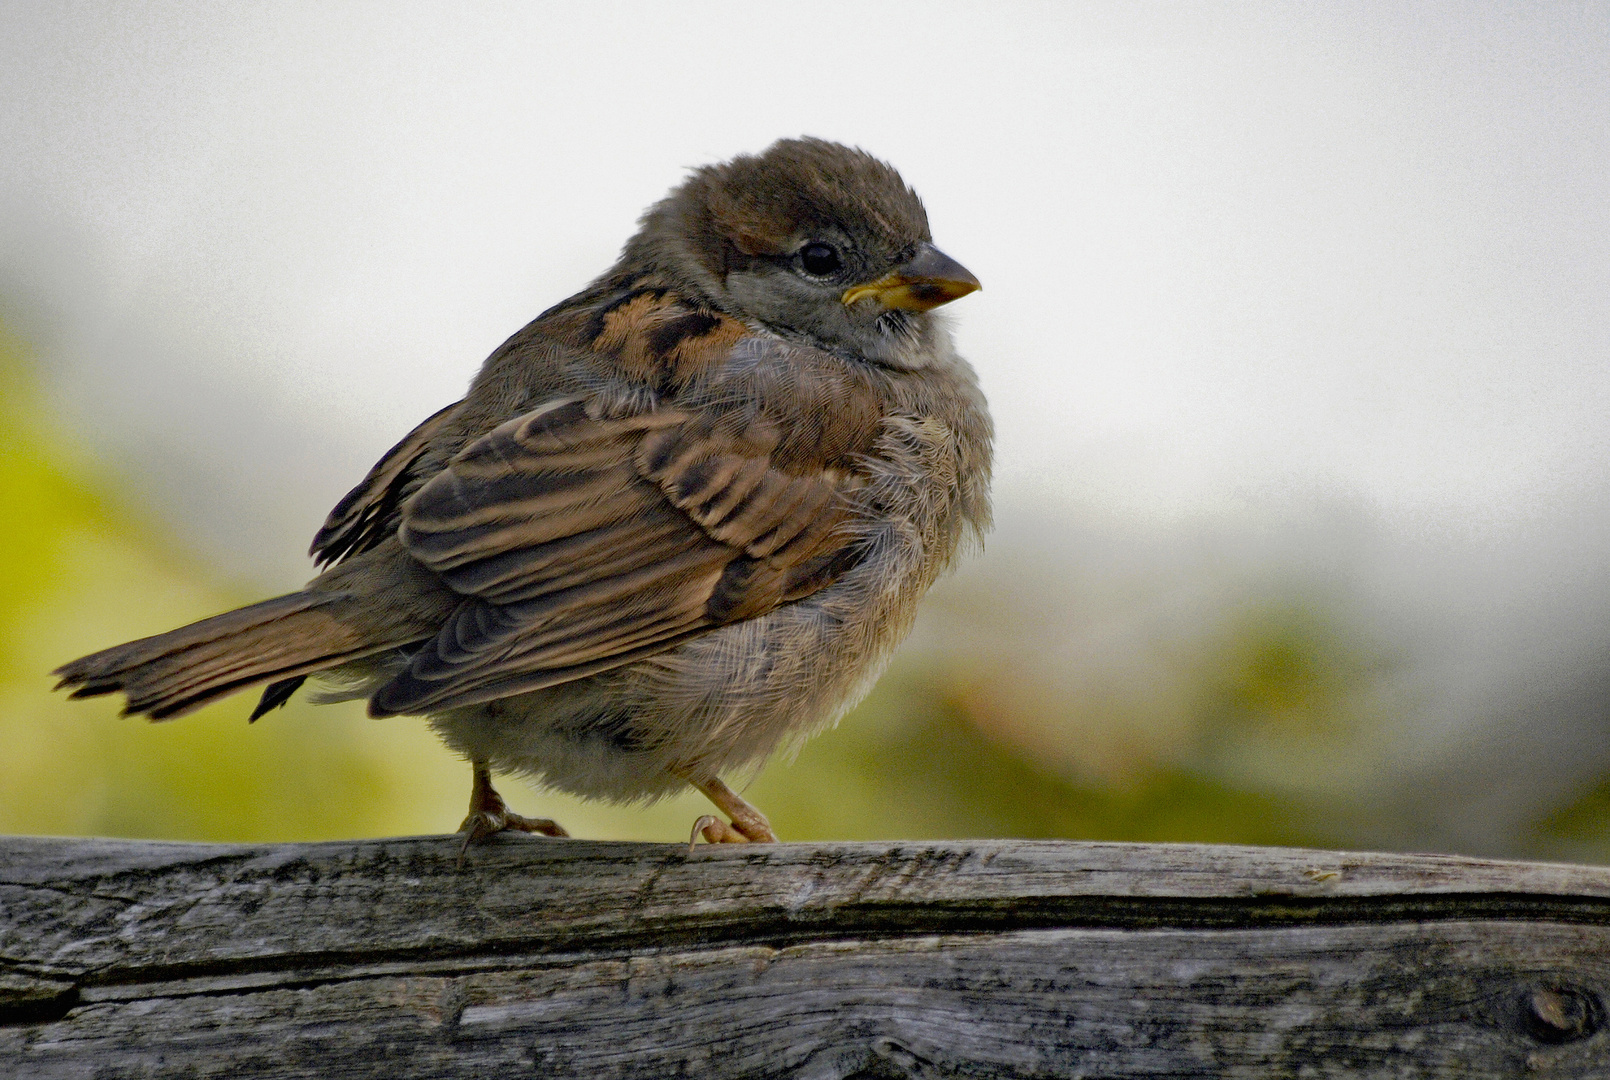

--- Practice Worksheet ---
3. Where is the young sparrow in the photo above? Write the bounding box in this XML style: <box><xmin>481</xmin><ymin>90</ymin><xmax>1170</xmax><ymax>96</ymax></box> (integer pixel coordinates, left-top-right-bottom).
<box><xmin>56</xmin><ymin>138</ymin><xmax>992</xmax><ymax>851</ymax></box>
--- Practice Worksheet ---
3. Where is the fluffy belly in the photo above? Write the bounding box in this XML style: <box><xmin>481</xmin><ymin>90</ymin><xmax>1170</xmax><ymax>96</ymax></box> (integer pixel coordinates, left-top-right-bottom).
<box><xmin>426</xmin><ymin>534</ymin><xmax>926</xmax><ymax>803</ymax></box>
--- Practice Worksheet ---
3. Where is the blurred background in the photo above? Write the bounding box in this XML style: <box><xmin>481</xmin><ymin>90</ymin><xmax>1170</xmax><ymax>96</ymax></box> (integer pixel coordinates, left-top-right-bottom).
<box><xmin>2</xmin><ymin>2</ymin><xmax>1607</xmax><ymax>860</ymax></box>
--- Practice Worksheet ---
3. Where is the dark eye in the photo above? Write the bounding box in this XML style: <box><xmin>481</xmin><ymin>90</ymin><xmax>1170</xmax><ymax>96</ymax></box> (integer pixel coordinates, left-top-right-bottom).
<box><xmin>799</xmin><ymin>242</ymin><xmax>842</xmax><ymax>276</ymax></box>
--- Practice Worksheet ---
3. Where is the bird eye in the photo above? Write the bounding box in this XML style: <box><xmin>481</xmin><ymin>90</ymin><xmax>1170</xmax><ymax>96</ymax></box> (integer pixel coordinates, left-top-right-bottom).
<box><xmin>799</xmin><ymin>242</ymin><xmax>842</xmax><ymax>276</ymax></box>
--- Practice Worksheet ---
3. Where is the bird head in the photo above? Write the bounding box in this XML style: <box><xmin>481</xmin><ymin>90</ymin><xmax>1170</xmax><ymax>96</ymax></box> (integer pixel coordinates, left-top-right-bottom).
<box><xmin>620</xmin><ymin>137</ymin><xmax>980</xmax><ymax>369</ymax></box>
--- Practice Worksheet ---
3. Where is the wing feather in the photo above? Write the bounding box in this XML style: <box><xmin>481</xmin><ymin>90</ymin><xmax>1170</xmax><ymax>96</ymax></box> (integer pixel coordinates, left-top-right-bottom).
<box><xmin>369</xmin><ymin>394</ymin><xmax>865</xmax><ymax>716</ymax></box>
<box><xmin>311</xmin><ymin>399</ymin><xmax>462</xmax><ymax>566</ymax></box>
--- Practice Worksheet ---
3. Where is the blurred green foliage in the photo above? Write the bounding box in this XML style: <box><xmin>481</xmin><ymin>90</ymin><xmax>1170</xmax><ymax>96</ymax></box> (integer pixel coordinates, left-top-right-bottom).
<box><xmin>1532</xmin><ymin>777</ymin><xmax>1610</xmax><ymax>864</ymax></box>
<box><xmin>1208</xmin><ymin>602</ymin><xmax>1375</xmax><ymax>732</ymax></box>
<box><xmin>751</xmin><ymin>664</ymin><xmax>1320</xmax><ymax>846</ymax></box>
<box><xmin>0</xmin><ymin>324</ymin><xmax>462</xmax><ymax>840</ymax></box>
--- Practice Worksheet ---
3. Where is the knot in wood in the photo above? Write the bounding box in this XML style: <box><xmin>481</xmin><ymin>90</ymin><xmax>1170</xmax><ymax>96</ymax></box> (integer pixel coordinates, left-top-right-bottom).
<box><xmin>1524</xmin><ymin>984</ymin><xmax>1600</xmax><ymax>1044</ymax></box>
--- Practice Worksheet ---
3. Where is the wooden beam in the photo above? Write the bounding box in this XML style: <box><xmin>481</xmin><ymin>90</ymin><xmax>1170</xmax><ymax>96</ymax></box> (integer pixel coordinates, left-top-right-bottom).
<box><xmin>2</xmin><ymin>836</ymin><xmax>1607</xmax><ymax>1076</ymax></box>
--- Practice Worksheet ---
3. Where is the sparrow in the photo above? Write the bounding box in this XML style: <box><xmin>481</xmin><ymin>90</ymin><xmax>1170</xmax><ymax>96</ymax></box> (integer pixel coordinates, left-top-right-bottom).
<box><xmin>55</xmin><ymin>137</ymin><xmax>992</xmax><ymax>852</ymax></box>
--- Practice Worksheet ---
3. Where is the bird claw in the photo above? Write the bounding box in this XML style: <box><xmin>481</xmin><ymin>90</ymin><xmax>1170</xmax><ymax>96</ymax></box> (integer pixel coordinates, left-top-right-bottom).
<box><xmin>457</xmin><ymin>808</ymin><xmax>569</xmax><ymax>868</ymax></box>
<box><xmin>688</xmin><ymin>814</ymin><xmax>732</xmax><ymax>850</ymax></box>
<box><xmin>686</xmin><ymin>810</ymin><xmax>778</xmax><ymax>851</ymax></box>
<box><xmin>457</xmin><ymin>766</ymin><xmax>568</xmax><ymax>868</ymax></box>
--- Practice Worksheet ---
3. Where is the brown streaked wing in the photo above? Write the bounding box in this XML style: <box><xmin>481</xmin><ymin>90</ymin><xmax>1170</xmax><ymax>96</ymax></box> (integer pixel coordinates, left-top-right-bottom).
<box><xmin>369</xmin><ymin>397</ymin><xmax>866</xmax><ymax>716</ymax></box>
<box><xmin>311</xmin><ymin>399</ymin><xmax>463</xmax><ymax>566</ymax></box>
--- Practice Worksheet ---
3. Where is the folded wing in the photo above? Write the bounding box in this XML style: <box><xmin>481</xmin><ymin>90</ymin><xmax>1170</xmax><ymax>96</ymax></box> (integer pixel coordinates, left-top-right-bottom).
<box><xmin>368</xmin><ymin>398</ymin><xmax>864</xmax><ymax>715</ymax></box>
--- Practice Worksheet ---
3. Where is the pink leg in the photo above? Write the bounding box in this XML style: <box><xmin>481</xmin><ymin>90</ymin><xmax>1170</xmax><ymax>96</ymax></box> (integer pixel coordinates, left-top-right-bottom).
<box><xmin>458</xmin><ymin>763</ymin><xmax>568</xmax><ymax>867</ymax></box>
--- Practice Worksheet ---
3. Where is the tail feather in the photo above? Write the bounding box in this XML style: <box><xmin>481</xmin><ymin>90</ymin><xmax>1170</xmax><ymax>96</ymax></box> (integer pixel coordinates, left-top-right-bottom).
<box><xmin>54</xmin><ymin>591</ymin><xmax>412</xmax><ymax>721</ymax></box>
<box><xmin>250</xmin><ymin>676</ymin><xmax>308</xmax><ymax>722</ymax></box>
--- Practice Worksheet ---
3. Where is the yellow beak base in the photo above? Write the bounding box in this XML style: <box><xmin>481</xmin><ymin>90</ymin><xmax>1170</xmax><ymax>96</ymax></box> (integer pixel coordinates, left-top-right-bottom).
<box><xmin>841</xmin><ymin>243</ymin><xmax>981</xmax><ymax>313</ymax></box>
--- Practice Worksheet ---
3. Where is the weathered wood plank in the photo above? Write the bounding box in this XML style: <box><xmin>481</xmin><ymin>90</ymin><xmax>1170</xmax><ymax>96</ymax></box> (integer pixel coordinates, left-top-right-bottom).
<box><xmin>2</xmin><ymin>836</ymin><xmax>1608</xmax><ymax>1077</ymax></box>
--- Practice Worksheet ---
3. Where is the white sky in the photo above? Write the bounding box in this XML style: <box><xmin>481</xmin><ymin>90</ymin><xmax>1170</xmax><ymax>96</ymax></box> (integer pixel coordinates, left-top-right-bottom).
<box><xmin>1</xmin><ymin>2</ymin><xmax>1607</xmax><ymax>582</ymax></box>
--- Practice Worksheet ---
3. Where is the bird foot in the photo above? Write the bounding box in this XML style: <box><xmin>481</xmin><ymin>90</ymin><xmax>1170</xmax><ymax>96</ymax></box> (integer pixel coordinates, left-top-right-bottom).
<box><xmin>687</xmin><ymin>813</ymin><xmax>778</xmax><ymax>847</ymax></box>
<box><xmin>682</xmin><ymin>775</ymin><xmax>778</xmax><ymax>850</ymax></box>
<box><xmin>457</xmin><ymin>766</ymin><xmax>568</xmax><ymax>868</ymax></box>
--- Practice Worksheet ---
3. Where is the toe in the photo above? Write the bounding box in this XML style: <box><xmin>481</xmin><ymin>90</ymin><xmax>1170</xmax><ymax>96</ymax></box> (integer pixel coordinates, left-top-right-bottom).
<box><xmin>733</xmin><ymin>818</ymin><xmax>778</xmax><ymax>843</ymax></box>
<box><xmin>504</xmin><ymin>813</ymin><xmax>570</xmax><ymax>838</ymax></box>
<box><xmin>688</xmin><ymin>814</ymin><xmax>753</xmax><ymax>849</ymax></box>
<box><xmin>727</xmin><ymin>806</ymin><xmax>777</xmax><ymax>843</ymax></box>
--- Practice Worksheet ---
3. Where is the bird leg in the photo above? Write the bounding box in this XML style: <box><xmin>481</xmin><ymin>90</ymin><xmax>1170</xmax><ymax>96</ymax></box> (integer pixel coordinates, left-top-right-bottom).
<box><xmin>682</xmin><ymin>774</ymin><xmax>779</xmax><ymax>848</ymax></box>
<box><xmin>458</xmin><ymin>762</ymin><xmax>568</xmax><ymax>867</ymax></box>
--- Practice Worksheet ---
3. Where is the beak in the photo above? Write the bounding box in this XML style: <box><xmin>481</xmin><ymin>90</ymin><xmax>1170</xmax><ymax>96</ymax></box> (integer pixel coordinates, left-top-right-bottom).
<box><xmin>841</xmin><ymin>243</ymin><xmax>981</xmax><ymax>312</ymax></box>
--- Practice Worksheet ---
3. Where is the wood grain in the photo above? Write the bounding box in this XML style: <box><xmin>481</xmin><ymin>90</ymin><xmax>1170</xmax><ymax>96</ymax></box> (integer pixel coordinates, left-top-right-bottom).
<box><xmin>2</xmin><ymin>836</ymin><xmax>1607</xmax><ymax>1077</ymax></box>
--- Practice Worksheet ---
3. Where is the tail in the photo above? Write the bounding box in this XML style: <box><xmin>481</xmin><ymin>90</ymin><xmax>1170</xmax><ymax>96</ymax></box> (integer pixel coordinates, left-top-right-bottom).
<box><xmin>53</xmin><ymin>591</ymin><xmax>407</xmax><ymax>721</ymax></box>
